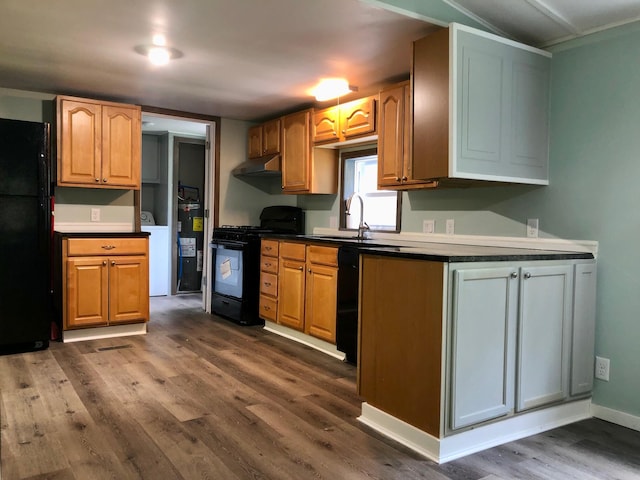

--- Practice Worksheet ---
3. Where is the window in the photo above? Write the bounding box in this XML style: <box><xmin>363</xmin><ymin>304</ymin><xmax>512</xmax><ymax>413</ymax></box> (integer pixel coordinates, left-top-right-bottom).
<box><xmin>340</xmin><ymin>148</ymin><xmax>401</xmax><ymax>232</ymax></box>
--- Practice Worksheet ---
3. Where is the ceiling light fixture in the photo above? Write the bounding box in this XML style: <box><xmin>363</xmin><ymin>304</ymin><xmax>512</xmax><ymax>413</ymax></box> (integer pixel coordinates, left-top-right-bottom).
<box><xmin>134</xmin><ymin>34</ymin><xmax>183</xmax><ymax>66</ymax></box>
<box><xmin>312</xmin><ymin>78</ymin><xmax>357</xmax><ymax>101</ymax></box>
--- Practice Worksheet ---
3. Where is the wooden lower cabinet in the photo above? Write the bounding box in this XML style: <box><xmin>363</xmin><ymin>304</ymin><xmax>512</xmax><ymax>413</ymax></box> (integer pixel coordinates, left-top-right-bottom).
<box><xmin>266</xmin><ymin>240</ymin><xmax>338</xmax><ymax>344</ymax></box>
<box><xmin>304</xmin><ymin>248</ymin><xmax>338</xmax><ymax>343</ymax></box>
<box><xmin>57</xmin><ymin>234</ymin><xmax>149</xmax><ymax>331</ymax></box>
<box><xmin>277</xmin><ymin>258</ymin><xmax>306</xmax><ymax>330</ymax></box>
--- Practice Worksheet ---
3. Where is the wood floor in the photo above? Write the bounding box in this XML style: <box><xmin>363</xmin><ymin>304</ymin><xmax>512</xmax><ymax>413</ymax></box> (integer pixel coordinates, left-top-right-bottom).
<box><xmin>1</xmin><ymin>294</ymin><xmax>640</xmax><ymax>480</ymax></box>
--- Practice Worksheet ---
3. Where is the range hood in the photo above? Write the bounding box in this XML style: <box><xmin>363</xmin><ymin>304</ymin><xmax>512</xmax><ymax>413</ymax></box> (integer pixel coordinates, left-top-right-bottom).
<box><xmin>231</xmin><ymin>154</ymin><xmax>280</xmax><ymax>176</ymax></box>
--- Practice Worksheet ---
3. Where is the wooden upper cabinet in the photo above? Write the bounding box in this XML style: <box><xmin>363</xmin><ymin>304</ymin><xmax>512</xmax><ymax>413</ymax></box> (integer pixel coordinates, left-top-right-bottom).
<box><xmin>313</xmin><ymin>96</ymin><xmax>376</xmax><ymax>144</ymax></box>
<box><xmin>262</xmin><ymin>118</ymin><xmax>281</xmax><ymax>155</ymax></box>
<box><xmin>378</xmin><ymin>82</ymin><xmax>436</xmax><ymax>190</ymax></box>
<box><xmin>340</xmin><ymin>96</ymin><xmax>376</xmax><ymax>139</ymax></box>
<box><xmin>248</xmin><ymin>125</ymin><xmax>263</xmax><ymax>158</ymax></box>
<box><xmin>58</xmin><ymin>99</ymin><xmax>102</xmax><ymax>186</ymax></box>
<box><xmin>312</xmin><ymin>107</ymin><xmax>340</xmax><ymax>143</ymax></box>
<box><xmin>248</xmin><ymin>118</ymin><xmax>281</xmax><ymax>158</ymax></box>
<box><xmin>281</xmin><ymin>110</ymin><xmax>311</xmax><ymax>192</ymax></box>
<box><xmin>57</xmin><ymin>96</ymin><xmax>141</xmax><ymax>189</ymax></box>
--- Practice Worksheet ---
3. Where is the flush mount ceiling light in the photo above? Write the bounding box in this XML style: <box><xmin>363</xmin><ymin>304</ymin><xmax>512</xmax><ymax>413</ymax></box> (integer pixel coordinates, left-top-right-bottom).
<box><xmin>312</xmin><ymin>78</ymin><xmax>358</xmax><ymax>101</ymax></box>
<box><xmin>134</xmin><ymin>34</ymin><xmax>183</xmax><ymax>66</ymax></box>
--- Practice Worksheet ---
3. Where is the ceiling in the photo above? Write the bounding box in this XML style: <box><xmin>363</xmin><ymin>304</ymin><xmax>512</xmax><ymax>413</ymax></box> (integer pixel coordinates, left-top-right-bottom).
<box><xmin>1</xmin><ymin>0</ymin><xmax>639</xmax><ymax>122</ymax></box>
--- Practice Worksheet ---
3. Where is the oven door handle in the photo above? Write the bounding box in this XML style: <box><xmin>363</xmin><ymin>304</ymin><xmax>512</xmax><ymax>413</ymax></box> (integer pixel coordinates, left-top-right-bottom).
<box><xmin>209</xmin><ymin>240</ymin><xmax>247</xmax><ymax>251</ymax></box>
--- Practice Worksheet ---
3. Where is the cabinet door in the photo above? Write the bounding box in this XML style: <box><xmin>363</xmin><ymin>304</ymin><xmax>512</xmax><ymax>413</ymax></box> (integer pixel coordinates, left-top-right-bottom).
<box><xmin>378</xmin><ymin>85</ymin><xmax>405</xmax><ymax>187</ymax></box>
<box><xmin>262</xmin><ymin>118</ymin><xmax>281</xmax><ymax>155</ymax></box>
<box><xmin>248</xmin><ymin>125</ymin><xmax>263</xmax><ymax>158</ymax></box>
<box><xmin>450</xmin><ymin>267</ymin><xmax>518</xmax><ymax>430</ymax></box>
<box><xmin>102</xmin><ymin>104</ymin><xmax>141</xmax><ymax>188</ymax></box>
<box><xmin>66</xmin><ymin>257</ymin><xmax>109</xmax><ymax>328</ymax></box>
<box><xmin>340</xmin><ymin>97</ymin><xmax>376</xmax><ymax>139</ymax></box>
<box><xmin>312</xmin><ymin>107</ymin><xmax>339</xmax><ymax>143</ymax></box>
<box><xmin>305</xmin><ymin>263</ymin><xmax>337</xmax><ymax>343</ymax></box>
<box><xmin>108</xmin><ymin>255</ymin><xmax>149</xmax><ymax>324</ymax></box>
<box><xmin>277</xmin><ymin>259</ymin><xmax>306</xmax><ymax>330</ymax></box>
<box><xmin>517</xmin><ymin>264</ymin><xmax>573</xmax><ymax>411</ymax></box>
<box><xmin>58</xmin><ymin>99</ymin><xmax>102</xmax><ymax>186</ymax></box>
<box><xmin>281</xmin><ymin>110</ymin><xmax>311</xmax><ymax>192</ymax></box>
<box><xmin>571</xmin><ymin>263</ymin><xmax>597</xmax><ymax>396</ymax></box>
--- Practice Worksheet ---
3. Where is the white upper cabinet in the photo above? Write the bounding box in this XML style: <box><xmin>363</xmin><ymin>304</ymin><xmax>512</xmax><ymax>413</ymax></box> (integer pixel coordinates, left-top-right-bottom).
<box><xmin>413</xmin><ymin>23</ymin><xmax>551</xmax><ymax>186</ymax></box>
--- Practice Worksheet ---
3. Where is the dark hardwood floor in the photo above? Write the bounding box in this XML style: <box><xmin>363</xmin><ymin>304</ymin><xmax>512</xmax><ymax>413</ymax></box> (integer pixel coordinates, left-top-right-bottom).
<box><xmin>1</xmin><ymin>294</ymin><xmax>640</xmax><ymax>479</ymax></box>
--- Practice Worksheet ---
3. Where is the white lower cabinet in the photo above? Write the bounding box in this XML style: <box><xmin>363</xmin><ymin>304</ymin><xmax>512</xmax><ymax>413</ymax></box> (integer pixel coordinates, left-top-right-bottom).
<box><xmin>448</xmin><ymin>260</ymin><xmax>596</xmax><ymax>433</ymax></box>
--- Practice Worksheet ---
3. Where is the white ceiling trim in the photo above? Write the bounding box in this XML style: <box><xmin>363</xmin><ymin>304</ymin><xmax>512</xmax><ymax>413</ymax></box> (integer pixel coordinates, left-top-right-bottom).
<box><xmin>540</xmin><ymin>15</ymin><xmax>640</xmax><ymax>47</ymax></box>
<box><xmin>443</xmin><ymin>0</ymin><xmax>516</xmax><ymax>38</ymax></box>
<box><xmin>525</xmin><ymin>0</ymin><xmax>580</xmax><ymax>34</ymax></box>
<box><xmin>360</xmin><ymin>0</ymin><xmax>448</xmax><ymax>27</ymax></box>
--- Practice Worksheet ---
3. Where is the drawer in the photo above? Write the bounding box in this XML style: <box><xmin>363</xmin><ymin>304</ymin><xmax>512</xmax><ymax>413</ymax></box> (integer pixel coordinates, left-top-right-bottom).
<box><xmin>260</xmin><ymin>272</ymin><xmax>278</xmax><ymax>297</ymax></box>
<box><xmin>261</xmin><ymin>239</ymin><xmax>279</xmax><ymax>257</ymax></box>
<box><xmin>279</xmin><ymin>241</ymin><xmax>306</xmax><ymax>261</ymax></box>
<box><xmin>66</xmin><ymin>237</ymin><xmax>148</xmax><ymax>256</ymax></box>
<box><xmin>307</xmin><ymin>245</ymin><xmax>338</xmax><ymax>266</ymax></box>
<box><xmin>259</xmin><ymin>295</ymin><xmax>277</xmax><ymax>322</ymax></box>
<box><xmin>261</xmin><ymin>255</ymin><xmax>278</xmax><ymax>274</ymax></box>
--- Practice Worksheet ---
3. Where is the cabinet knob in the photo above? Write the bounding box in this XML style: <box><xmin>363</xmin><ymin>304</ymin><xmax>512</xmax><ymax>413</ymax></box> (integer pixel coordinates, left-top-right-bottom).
<box><xmin>395</xmin><ymin>177</ymin><xmax>401</xmax><ymax>182</ymax></box>
<box><xmin>524</xmin><ymin>272</ymin><xmax>532</xmax><ymax>279</ymax></box>
<box><xmin>111</xmin><ymin>261</ymin><xmax>116</xmax><ymax>266</ymax></box>
<box><xmin>297</xmin><ymin>266</ymin><xmax>304</xmax><ymax>271</ymax></box>
<box><xmin>333</xmin><ymin>131</ymin><xmax>337</xmax><ymax>136</ymax></box>
<box><xmin>102</xmin><ymin>260</ymin><xmax>107</xmax><ymax>266</ymax></box>
<box><xmin>308</xmin><ymin>268</ymin><xmax>312</xmax><ymax>273</ymax></box>
<box><xmin>402</xmin><ymin>176</ymin><xmax>408</xmax><ymax>181</ymax></box>
<box><xmin>95</xmin><ymin>178</ymin><xmax>100</xmax><ymax>182</ymax></box>
<box><xmin>341</xmin><ymin>130</ymin><xmax>346</xmax><ymax>135</ymax></box>
<box><xmin>510</xmin><ymin>272</ymin><xmax>518</xmax><ymax>279</ymax></box>
<box><xmin>103</xmin><ymin>178</ymin><xmax>108</xmax><ymax>183</ymax></box>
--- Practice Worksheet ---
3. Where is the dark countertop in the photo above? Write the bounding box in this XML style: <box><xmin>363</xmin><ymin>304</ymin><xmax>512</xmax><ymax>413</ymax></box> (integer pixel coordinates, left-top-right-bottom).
<box><xmin>264</xmin><ymin>234</ymin><xmax>594</xmax><ymax>262</ymax></box>
<box><xmin>54</xmin><ymin>231</ymin><xmax>150</xmax><ymax>238</ymax></box>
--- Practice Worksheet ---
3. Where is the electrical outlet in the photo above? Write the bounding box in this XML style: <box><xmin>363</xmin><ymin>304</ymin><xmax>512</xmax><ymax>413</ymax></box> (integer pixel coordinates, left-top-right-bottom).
<box><xmin>90</xmin><ymin>208</ymin><xmax>101</xmax><ymax>222</ymax></box>
<box><xmin>527</xmin><ymin>218</ymin><xmax>539</xmax><ymax>238</ymax></box>
<box><xmin>445</xmin><ymin>219</ymin><xmax>455</xmax><ymax>235</ymax></box>
<box><xmin>423</xmin><ymin>219</ymin><xmax>435</xmax><ymax>234</ymax></box>
<box><xmin>595</xmin><ymin>356</ymin><xmax>610</xmax><ymax>381</ymax></box>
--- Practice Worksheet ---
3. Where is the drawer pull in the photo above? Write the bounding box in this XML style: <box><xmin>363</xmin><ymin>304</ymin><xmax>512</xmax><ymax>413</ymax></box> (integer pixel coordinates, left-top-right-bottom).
<box><xmin>263</xmin><ymin>306</ymin><xmax>271</xmax><ymax>311</ymax></box>
<box><xmin>264</xmin><ymin>282</ymin><xmax>271</xmax><ymax>287</ymax></box>
<box><xmin>265</xmin><ymin>246</ymin><xmax>272</xmax><ymax>251</ymax></box>
<box><xmin>265</xmin><ymin>262</ymin><xmax>272</xmax><ymax>267</ymax></box>
<box><xmin>101</xmin><ymin>245</ymin><xmax>116</xmax><ymax>250</ymax></box>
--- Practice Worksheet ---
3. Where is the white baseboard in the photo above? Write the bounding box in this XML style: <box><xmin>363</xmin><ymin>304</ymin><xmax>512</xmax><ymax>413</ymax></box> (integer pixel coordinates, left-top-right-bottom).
<box><xmin>63</xmin><ymin>322</ymin><xmax>147</xmax><ymax>343</ymax></box>
<box><xmin>591</xmin><ymin>403</ymin><xmax>640</xmax><ymax>432</ymax></box>
<box><xmin>263</xmin><ymin>321</ymin><xmax>346</xmax><ymax>361</ymax></box>
<box><xmin>55</xmin><ymin>222</ymin><xmax>134</xmax><ymax>233</ymax></box>
<box><xmin>359</xmin><ymin>399</ymin><xmax>592</xmax><ymax>464</ymax></box>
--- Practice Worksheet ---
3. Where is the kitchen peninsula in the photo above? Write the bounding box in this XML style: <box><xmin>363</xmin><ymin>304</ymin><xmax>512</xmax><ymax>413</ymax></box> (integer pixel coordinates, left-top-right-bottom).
<box><xmin>261</xmin><ymin>232</ymin><xmax>596</xmax><ymax>463</ymax></box>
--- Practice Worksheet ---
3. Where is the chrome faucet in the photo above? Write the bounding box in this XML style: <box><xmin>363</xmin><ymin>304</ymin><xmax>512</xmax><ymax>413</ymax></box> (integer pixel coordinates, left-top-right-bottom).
<box><xmin>345</xmin><ymin>192</ymin><xmax>370</xmax><ymax>239</ymax></box>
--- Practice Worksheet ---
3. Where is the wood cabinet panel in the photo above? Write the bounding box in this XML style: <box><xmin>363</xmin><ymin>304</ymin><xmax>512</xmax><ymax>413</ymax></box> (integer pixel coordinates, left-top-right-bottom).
<box><xmin>359</xmin><ymin>256</ymin><xmax>443</xmax><ymax>437</ymax></box>
<box><xmin>277</xmin><ymin>259</ymin><xmax>306</xmax><ymax>330</ymax></box>
<box><xmin>306</xmin><ymin>245</ymin><xmax>338</xmax><ymax>266</ymax></box>
<box><xmin>66</xmin><ymin>238</ymin><xmax>148</xmax><ymax>256</ymax></box>
<box><xmin>339</xmin><ymin>96</ymin><xmax>376</xmax><ymax>139</ymax></box>
<box><xmin>248</xmin><ymin>125</ymin><xmax>263</xmax><ymax>158</ymax></box>
<box><xmin>282</xmin><ymin>110</ymin><xmax>310</xmax><ymax>192</ymax></box>
<box><xmin>312</xmin><ymin>108</ymin><xmax>339</xmax><ymax>143</ymax></box>
<box><xmin>260</xmin><ymin>272</ymin><xmax>278</xmax><ymax>297</ymax></box>
<box><xmin>260</xmin><ymin>255</ymin><xmax>278</xmax><ymax>274</ymax></box>
<box><xmin>261</xmin><ymin>239</ymin><xmax>279</xmax><ymax>257</ymax></box>
<box><xmin>259</xmin><ymin>295</ymin><xmax>277</xmax><ymax>322</ymax></box>
<box><xmin>304</xmin><ymin>263</ymin><xmax>337</xmax><ymax>343</ymax></box>
<box><xmin>58</xmin><ymin>99</ymin><xmax>102</xmax><ymax>186</ymax></box>
<box><xmin>279</xmin><ymin>241</ymin><xmax>306</xmax><ymax>261</ymax></box>
<box><xmin>108</xmin><ymin>255</ymin><xmax>149</xmax><ymax>324</ymax></box>
<box><xmin>65</xmin><ymin>257</ymin><xmax>109</xmax><ymax>328</ymax></box>
<box><xmin>101</xmin><ymin>104</ymin><xmax>141</xmax><ymax>188</ymax></box>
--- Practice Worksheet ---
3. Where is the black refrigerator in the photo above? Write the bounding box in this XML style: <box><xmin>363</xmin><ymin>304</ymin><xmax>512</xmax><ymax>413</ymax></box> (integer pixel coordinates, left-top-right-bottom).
<box><xmin>0</xmin><ymin>118</ymin><xmax>52</xmax><ymax>354</ymax></box>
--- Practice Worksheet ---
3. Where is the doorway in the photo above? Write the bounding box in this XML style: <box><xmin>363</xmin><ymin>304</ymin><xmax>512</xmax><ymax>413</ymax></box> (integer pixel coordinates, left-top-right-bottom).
<box><xmin>140</xmin><ymin>112</ymin><xmax>217</xmax><ymax>312</ymax></box>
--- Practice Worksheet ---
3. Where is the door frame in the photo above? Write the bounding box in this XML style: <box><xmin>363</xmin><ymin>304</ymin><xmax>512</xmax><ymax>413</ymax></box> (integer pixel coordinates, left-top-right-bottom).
<box><xmin>139</xmin><ymin>106</ymin><xmax>221</xmax><ymax>312</ymax></box>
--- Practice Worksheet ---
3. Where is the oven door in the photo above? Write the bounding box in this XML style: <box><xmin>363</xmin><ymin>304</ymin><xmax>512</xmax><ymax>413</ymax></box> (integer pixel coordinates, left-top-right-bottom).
<box><xmin>210</xmin><ymin>240</ymin><xmax>245</xmax><ymax>299</ymax></box>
